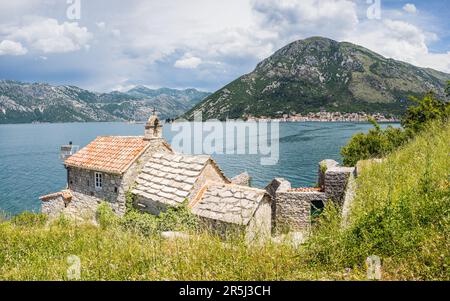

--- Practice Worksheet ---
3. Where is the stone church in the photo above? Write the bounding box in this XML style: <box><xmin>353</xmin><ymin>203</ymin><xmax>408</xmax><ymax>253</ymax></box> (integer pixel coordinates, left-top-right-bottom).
<box><xmin>41</xmin><ymin>111</ymin><xmax>356</xmax><ymax>239</ymax></box>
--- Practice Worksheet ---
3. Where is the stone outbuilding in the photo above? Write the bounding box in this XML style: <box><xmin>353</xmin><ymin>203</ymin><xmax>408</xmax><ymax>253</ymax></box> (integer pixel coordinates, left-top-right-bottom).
<box><xmin>132</xmin><ymin>152</ymin><xmax>272</xmax><ymax>241</ymax></box>
<box><xmin>40</xmin><ymin>112</ymin><xmax>172</xmax><ymax>219</ymax></box>
<box><xmin>265</xmin><ymin>160</ymin><xmax>356</xmax><ymax>233</ymax></box>
<box><xmin>132</xmin><ymin>152</ymin><xmax>230</xmax><ymax>214</ymax></box>
<box><xmin>191</xmin><ymin>182</ymin><xmax>272</xmax><ymax>242</ymax></box>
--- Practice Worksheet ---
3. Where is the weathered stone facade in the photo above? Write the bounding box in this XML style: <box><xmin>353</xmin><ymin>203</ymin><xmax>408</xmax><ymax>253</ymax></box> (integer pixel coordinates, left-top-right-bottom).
<box><xmin>265</xmin><ymin>179</ymin><xmax>327</xmax><ymax>233</ymax></box>
<box><xmin>320</xmin><ymin>160</ymin><xmax>355</xmax><ymax>206</ymax></box>
<box><xmin>41</xmin><ymin>194</ymin><xmax>67</xmax><ymax>219</ymax></box>
<box><xmin>66</xmin><ymin>138</ymin><xmax>171</xmax><ymax>217</ymax></box>
<box><xmin>265</xmin><ymin>160</ymin><xmax>356</xmax><ymax>233</ymax></box>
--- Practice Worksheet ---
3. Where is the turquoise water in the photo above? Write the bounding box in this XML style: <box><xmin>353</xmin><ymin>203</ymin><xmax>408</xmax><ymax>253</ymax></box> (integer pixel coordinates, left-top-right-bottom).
<box><xmin>0</xmin><ymin>122</ymin><xmax>398</xmax><ymax>215</ymax></box>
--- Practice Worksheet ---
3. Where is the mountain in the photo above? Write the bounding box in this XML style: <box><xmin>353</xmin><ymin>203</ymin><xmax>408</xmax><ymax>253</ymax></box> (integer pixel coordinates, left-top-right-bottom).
<box><xmin>0</xmin><ymin>80</ymin><xmax>210</xmax><ymax>124</ymax></box>
<box><xmin>184</xmin><ymin>37</ymin><xmax>450</xmax><ymax>120</ymax></box>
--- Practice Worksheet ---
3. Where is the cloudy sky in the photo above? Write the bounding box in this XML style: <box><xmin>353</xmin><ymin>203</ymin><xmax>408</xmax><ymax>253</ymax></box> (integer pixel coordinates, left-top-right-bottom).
<box><xmin>0</xmin><ymin>0</ymin><xmax>449</xmax><ymax>92</ymax></box>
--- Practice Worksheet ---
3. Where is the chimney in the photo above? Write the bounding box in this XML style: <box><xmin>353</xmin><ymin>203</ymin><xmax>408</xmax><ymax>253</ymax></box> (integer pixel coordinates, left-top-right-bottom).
<box><xmin>144</xmin><ymin>108</ymin><xmax>163</xmax><ymax>140</ymax></box>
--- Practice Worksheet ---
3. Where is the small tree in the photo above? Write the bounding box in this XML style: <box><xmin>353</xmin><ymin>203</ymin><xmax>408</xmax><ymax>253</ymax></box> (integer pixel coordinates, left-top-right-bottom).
<box><xmin>401</xmin><ymin>92</ymin><xmax>450</xmax><ymax>133</ymax></box>
<box><xmin>341</xmin><ymin>119</ymin><xmax>407</xmax><ymax>166</ymax></box>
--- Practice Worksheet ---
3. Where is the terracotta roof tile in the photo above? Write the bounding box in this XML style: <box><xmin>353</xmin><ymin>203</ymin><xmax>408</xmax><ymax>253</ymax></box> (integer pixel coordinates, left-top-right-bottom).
<box><xmin>65</xmin><ymin>136</ymin><xmax>150</xmax><ymax>174</ymax></box>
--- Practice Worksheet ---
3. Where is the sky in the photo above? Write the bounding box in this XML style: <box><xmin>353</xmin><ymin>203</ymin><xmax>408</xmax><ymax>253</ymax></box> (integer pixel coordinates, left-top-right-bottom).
<box><xmin>0</xmin><ymin>0</ymin><xmax>449</xmax><ymax>92</ymax></box>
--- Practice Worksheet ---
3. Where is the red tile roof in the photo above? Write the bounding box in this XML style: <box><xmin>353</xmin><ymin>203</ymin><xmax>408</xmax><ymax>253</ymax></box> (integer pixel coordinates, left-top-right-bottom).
<box><xmin>65</xmin><ymin>136</ymin><xmax>150</xmax><ymax>174</ymax></box>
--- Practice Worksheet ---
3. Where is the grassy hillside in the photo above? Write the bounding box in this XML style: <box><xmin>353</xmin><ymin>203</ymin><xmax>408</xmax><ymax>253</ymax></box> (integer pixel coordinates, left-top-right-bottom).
<box><xmin>304</xmin><ymin>120</ymin><xmax>450</xmax><ymax>280</ymax></box>
<box><xmin>0</xmin><ymin>121</ymin><xmax>448</xmax><ymax>280</ymax></box>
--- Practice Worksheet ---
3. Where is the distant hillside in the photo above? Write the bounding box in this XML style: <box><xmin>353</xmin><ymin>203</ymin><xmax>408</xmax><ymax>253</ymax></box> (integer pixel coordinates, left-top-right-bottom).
<box><xmin>184</xmin><ymin>37</ymin><xmax>450</xmax><ymax>120</ymax></box>
<box><xmin>0</xmin><ymin>80</ymin><xmax>210</xmax><ymax>124</ymax></box>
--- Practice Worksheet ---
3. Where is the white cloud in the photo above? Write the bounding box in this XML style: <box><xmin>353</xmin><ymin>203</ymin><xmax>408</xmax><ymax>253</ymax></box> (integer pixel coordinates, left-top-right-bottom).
<box><xmin>346</xmin><ymin>19</ymin><xmax>450</xmax><ymax>73</ymax></box>
<box><xmin>252</xmin><ymin>0</ymin><xmax>359</xmax><ymax>41</ymax></box>
<box><xmin>403</xmin><ymin>3</ymin><xmax>418</xmax><ymax>14</ymax></box>
<box><xmin>111</xmin><ymin>29</ymin><xmax>121</xmax><ymax>37</ymax></box>
<box><xmin>96</xmin><ymin>22</ymin><xmax>106</xmax><ymax>30</ymax></box>
<box><xmin>0</xmin><ymin>40</ymin><xmax>27</xmax><ymax>56</ymax></box>
<box><xmin>0</xmin><ymin>0</ymin><xmax>448</xmax><ymax>92</ymax></box>
<box><xmin>6</xmin><ymin>18</ymin><xmax>92</xmax><ymax>53</ymax></box>
<box><xmin>174</xmin><ymin>56</ymin><xmax>202</xmax><ymax>69</ymax></box>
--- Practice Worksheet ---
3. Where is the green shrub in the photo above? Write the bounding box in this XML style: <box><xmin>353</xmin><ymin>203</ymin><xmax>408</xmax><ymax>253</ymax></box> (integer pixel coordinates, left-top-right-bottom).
<box><xmin>402</xmin><ymin>92</ymin><xmax>450</xmax><ymax>133</ymax></box>
<box><xmin>120</xmin><ymin>210</ymin><xmax>158</xmax><ymax>236</ymax></box>
<box><xmin>341</xmin><ymin>119</ymin><xmax>408</xmax><ymax>166</ymax></box>
<box><xmin>157</xmin><ymin>201</ymin><xmax>199</xmax><ymax>232</ymax></box>
<box><xmin>11</xmin><ymin>212</ymin><xmax>48</xmax><ymax>227</ymax></box>
<box><xmin>96</xmin><ymin>202</ymin><xmax>119</xmax><ymax>229</ymax></box>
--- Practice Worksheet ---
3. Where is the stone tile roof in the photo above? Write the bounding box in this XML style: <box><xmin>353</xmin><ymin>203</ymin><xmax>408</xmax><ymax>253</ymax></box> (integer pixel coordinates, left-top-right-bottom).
<box><xmin>65</xmin><ymin>136</ymin><xmax>151</xmax><ymax>174</ymax></box>
<box><xmin>191</xmin><ymin>183</ymin><xmax>268</xmax><ymax>226</ymax></box>
<box><xmin>132</xmin><ymin>153</ymin><xmax>227</xmax><ymax>206</ymax></box>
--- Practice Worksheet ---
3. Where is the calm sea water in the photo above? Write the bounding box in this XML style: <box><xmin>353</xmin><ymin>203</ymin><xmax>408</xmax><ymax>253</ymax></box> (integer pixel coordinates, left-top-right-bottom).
<box><xmin>0</xmin><ymin>122</ymin><xmax>398</xmax><ymax>215</ymax></box>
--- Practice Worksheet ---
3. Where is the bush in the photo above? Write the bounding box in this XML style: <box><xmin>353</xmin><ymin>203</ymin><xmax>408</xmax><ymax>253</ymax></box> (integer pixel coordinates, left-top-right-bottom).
<box><xmin>99</xmin><ymin>195</ymin><xmax>199</xmax><ymax>236</ymax></box>
<box><xmin>96</xmin><ymin>202</ymin><xmax>119</xmax><ymax>229</ymax></box>
<box><xmin>342</xmin><ymin>89</ymin><xmax>450</xmax><ymax>166</ymax></box>
<box><xmin>11</xmin><ymin>212</ymin><xmax>48</xmax><ymax>227</ymax></box>
<box><xmin>120</xmin><ymin>210</ymin><xmax>158</xmax><ymax>236</ymax></box>
<box><xmin>401</xmin><ymin>92</ymin><xmax>450</xmax><ymax>133</ymax></box>
<box><xmin>157</xmin><ymin>201</ymin><xmax>199</xmax><ymax>232</ymax></box>
<box><xmin>341</xmin><ymin>119</ymin><xmax>408</xmax><ymax>166</ymax></box>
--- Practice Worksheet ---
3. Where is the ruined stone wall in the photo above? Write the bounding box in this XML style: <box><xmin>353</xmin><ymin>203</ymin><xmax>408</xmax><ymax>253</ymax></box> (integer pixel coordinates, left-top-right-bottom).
<box><xmin>231</xmin><ymin>172</ymin><xmax>251</xmax><ymax>186</ymax></box>
<box><xmin>265</xmin><ymin>178</ymin><xmax>292</xmax><ymax>225</ymax></box>
<box><xmin>324</xmin><ymin>166</ymin><xmax>355</xmax><ymax>206</ymax></box>
<box><xmin>246</xmin><ymin>195</ymin><xmax>272</xmax><ymax>243</ymax></box>
<box><xmin>41</xmin><ymin>196</ymin><xmax>65</xmax><ymax>219</ymax></box>
<box><xmin>274</xmin><ymin>191</ymin><xmax>327</xmax><ymax>232</ymax></box>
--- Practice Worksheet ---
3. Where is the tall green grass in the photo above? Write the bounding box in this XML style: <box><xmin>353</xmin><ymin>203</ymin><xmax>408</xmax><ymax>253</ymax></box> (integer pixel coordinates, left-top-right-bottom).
<box><xmin>304</xmin><ymin>120</ymin><xmax>450</xmax><ymax>280</ymax></box>
<box><xmin>0</xmin><ymin>121</ymin><xmax>448</xmax><ymax>280</ymax></box>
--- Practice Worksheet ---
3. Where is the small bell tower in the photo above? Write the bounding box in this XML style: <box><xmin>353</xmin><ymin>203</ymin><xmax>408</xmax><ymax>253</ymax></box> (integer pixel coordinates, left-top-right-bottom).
<box><xmin>144</xmin><ymin>108</ymin><xmax>163</xmax><ymax>140</ymax></box>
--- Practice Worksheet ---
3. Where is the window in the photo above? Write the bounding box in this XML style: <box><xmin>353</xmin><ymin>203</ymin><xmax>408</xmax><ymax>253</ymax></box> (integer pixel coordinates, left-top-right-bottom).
<box><xmin>95</xmin><ymin>172</ymin><xmax>103</xmax><ymax>190</ymax></box>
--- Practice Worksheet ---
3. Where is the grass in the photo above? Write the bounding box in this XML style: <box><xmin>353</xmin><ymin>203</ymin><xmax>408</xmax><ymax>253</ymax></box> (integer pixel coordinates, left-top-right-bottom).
<box><xmin>304</xmin><ymin>119</ymin><xmax>450</xmax><ymax>280</ymax></box>
<box><xmin>0</xmin><ymin>121</ymin><xmax>448</xmax><ymax>280</ymax></box>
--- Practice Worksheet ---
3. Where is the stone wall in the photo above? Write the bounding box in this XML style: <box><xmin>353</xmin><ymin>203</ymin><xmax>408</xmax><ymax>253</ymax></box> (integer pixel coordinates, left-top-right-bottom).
<box><xmin>231</xmin><ymin>172</ymin><xmax>251</xmax><ymax>186</ymax></box>
<box><xmin>273</xmin><ymin>191</ymin><xmax>326</xmax><ymax>232</ymax></box>
<box><xmin>265</xmin><ymin>178</ymin><xmax>292</xmax><ymax>225</ymax></box>
<box><xmin>41</xmin><ymin>196</ymin><xmax>66</xmax><ymax>219</ymax></box>
<box><xmin>245</xmin><ymin>195</ymin><xmax>272</xmax><ymax>243</ymax></box>
<box><xmin>68</xmin><ymin>167</ymin><xmax>122</xmax><ymax>205</ymax></box>
<box><xmin>323</xmin><ymin>166</ymin><xmax>355</xmax><ymax>206</ymax></box>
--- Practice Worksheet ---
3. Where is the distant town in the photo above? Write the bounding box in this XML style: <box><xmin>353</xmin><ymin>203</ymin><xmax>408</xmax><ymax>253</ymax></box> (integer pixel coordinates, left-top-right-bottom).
<box><xmin>245</xmin><ymin>111</ymin><xmax>400</xmax><ymax>123</ymax></box>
